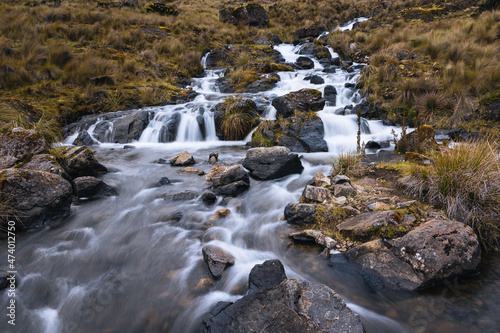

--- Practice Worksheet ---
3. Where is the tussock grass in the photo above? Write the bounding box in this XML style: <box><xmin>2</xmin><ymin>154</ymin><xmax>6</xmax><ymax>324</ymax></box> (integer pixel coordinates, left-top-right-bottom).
<box><xmin>219</xmin><ymin>96</ymin><xmax>258</xmax><ymax>141</ymax></box>
<box><xmin>404</xmin><ymin>140</ymin><xmax>500</xmax><ymax>251</ymax></box>
<box><xmin>331</xmin><ymin>151</ymin><xmax>364</xmax><ymax>178</ymax></box>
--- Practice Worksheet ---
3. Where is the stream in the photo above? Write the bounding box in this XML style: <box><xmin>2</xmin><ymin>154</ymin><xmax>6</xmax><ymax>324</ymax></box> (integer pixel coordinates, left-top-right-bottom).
<box><xmin>1</xmin><ymin>26</ymin><xmax>499</xmax><ymax>333</ymax></box>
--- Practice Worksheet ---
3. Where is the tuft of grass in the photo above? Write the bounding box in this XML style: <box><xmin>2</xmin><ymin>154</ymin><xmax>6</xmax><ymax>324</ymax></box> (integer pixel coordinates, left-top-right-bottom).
<box><xmin>331</xmin><ymin>151</ymin><xmax>364</xmax><ymax>178</ymax></box>
<box><xmin>405</xmin><ymin>140</ymin><xmax>500</xmax><ymax>251</ymax></box>
<box><xmin>218</xmin><ymin>96</ymin><xmax>259</xmax><ymax>141</ymax></box>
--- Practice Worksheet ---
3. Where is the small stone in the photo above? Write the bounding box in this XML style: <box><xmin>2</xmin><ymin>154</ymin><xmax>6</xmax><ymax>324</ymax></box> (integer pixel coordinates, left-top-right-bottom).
<box><xmin>332</xmin><ymin>196</ymin><xmax>347</xmax><ymax>205</ymax></box>
<box><xmin>367</xmin><ymin>202</ymin><xmax>391</xmax><ymax>211</ymax></box>
<box><xmin>396</xmin><ymin>200</ymin><xmax>418</xmax><ymax>209</ymax></box>
<box><xmin>331</xmin><ymin>175</ymin><xmax>351</xmax><ymax>185</ymax></box>
<box><xmin>334</xmin><ymin>184</ymin><xmax>357</xmax><ymax>197</ymax></box>
<box><xmin>202</xmin><ymin>245</ymin><xmax>235</xmax><ymax>280</ymax></box>
<box><xmin>201</xmin><ymin>192</ymin><xmax>217</xmax><ymax>205</ymax></box>
<box><xmin>179</xmin><ymin>167</ymin><xmax>205</xmax><ymax>175</ymax></box>
<box><xmin>301</xmin><ymin>185</ymin><xmax>332</xmax><ymax>203</ymax></box>
<box><xmin>310</xmin><ymin>171</ymin><xmax>331</xmax><ymax>188</ymax></box>
<box><xmin>158</xmin><ymin>177</ymin><xmax>171</xmax><ymax>186</ymax></box>
<box><xmin>195</xmin><ymin>278</ymin><xmax>214</xmax><ymax>292</ymax></box>
<box><xmin>169</xmin><ymin>151</ymin><xmax>195</xmax><ymax>166</ymax></box>
<box><xmin>210</xmin><ymin>209</ymin><xmax>231</xmax><ymax>220</ymax></box>
<box><xmin>403</xmin><ymin>214</ymin><xmax>416</xmax><ymax>225</ymax></box>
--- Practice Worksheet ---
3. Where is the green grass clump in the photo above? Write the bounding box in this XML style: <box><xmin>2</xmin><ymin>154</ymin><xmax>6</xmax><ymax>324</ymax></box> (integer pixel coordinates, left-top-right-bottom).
<box><xmin>331</xmin><ymin>151</ymin><xmax>364</xmax><ymax>178</ymax></box>
<box><xmin>219</xmin><ymin>96</ymin><xmax>259</xmax><ymax>140</ymax></box>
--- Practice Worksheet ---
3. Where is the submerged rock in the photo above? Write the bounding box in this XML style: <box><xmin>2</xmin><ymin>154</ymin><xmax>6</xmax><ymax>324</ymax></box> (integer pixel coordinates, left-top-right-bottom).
<box><xmin>72</xmin><ymin>130</ymin><xmax>97</xmax><ymax>146</ymax></box>
<box><xmin>0</xmin><ymin>169</ymin><xmax>72</xmax><ymax>230</ymax></box>
<box><xmin>200</xmin><ymin>192</ymin><xmax>217</xmax><ymax>205</ymax></box>
<box><xmin>331</xmin><ymin>219</ymin><xmax>481</xmax><ymax>291</ymax></box>
<box><xmin>242</xmin><ymin>147</ymin><xmax>303</xmax><ymax>180</ymax></box>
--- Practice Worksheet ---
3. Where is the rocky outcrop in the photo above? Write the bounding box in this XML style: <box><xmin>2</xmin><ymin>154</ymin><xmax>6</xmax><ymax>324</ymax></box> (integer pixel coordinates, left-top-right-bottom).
<box><xmin>73</xmin><ymin>176</ymin><xmax>113</xmax><ymax>199</ymax></box>
<box><xmin>202</xmin><ymin>245</ymin><xmax>235</xmax><ymax>280</ymax></box>
<box><xmin>112</xmin><ymin>111</ymin><xmax>150</xmax><ymax>143</ymax></box>
<box><xmin>284</xmin><ymin>203</ymin><xmax>317</xmax><ymax>225</ymax></box>
<box><xmin>331</xmin><ymin>219</ymin><xmax>481</xmax><ymax>291</ymax></box>
<box><xmin>203</xmin><ymin>272</ymin><xmax>363</xmax><ymax>332</ymax></box>
<box><xmin>242</xmin><ymin>147</ymin><xmax>303</xmax><ymax>180</ymax></box>
<box><xmin>0</xmin><ymin>128</ymin><xmax>48</xmax><ymax>169</ymax></box>
<box><xmin>219</xmin><ymin>4</ymin><xmax>269</xmax><ymax>28</ymax></box>
<box><xmin>337</xmin><ymin>211</ymin><xmax>400</xmax><ymax>241</ymax></box>
<box><xmin>272</xmin><ymin>89</ymin><xmax>325</xmax><ymax>118</ymax></box>
<box><xmin>53</xmin><ymin>146</ymin><xmax>108</xmax><ymax>178</ymax></box>
<box><xmin>0</xmin><ymin>169</ymin><xmax>72</xmax><ymax>230</ymax></box>
<box><xmin>210</xmin><ymin>165</ymin><xmax>250</xmax><ymax>197</ymax></box>
<box><xmin>21</xmin><ymin>154</ymin><xmax>71</xmax><ymax>181</ymax></box>
<box><xmin>169</xmin><ymin>151</ymin><xmax>195</xmax><ymax>166</ymax></box>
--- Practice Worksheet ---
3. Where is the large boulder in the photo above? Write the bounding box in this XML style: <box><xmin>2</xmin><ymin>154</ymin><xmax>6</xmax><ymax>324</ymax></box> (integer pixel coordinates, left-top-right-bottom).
<box><xmin>53</xmin><ymin>146</ymin><xmax>108</xmax><ymax>178</ymax></box>
<box><xmin>112</xmin><ymin>111</ymin><xmax>150</xmax><ymax>143</ymax></box>
<box><xmin>169</xmin><ymin>151</ymin><xmax>195</xmax><ymax>166</ymax></box>
<box><xmin>219</xmin><ymin>4</ymin><xmax>269</xmax><ymax>28</ymax></box>
<box><xmin>297</xmin><ymin>118</ymin><xmax>328</xmax><ymax>152</ymax></box>
<box><xmin>331</xmin><ymin>219</ymin><xmax>481</xmax><ymax>291</ymax></box>
<box><xmin>202</xmin><ymin>279</ymin><xmax>363</xmax><ymax>333</ymax></box>
<box><xmin>73</xmin><ymin>176</ymin><xmax>113</xmax><ymax>199</ymax></box>
<box><xmin>0</xmin><ymin>128</ymin><xmax>48</xmax><ymax>169</ymax></box>
<box><xmin>242</xmin><ymin>147</ymin><xmax>303</xmax><ymax>180</ymax></box>
<box><xmin>284</xmin><ymin>203</ymin><xmax>318</xmax><ymax>225</ymax></box>
<box><xmin>272</xmin><ymin>89</ymin><xmax>325</xmax><ymax>118</ymax></box>
<box><xmin>294</xmin><ymin>56</ymin><xmax>314</xmax><ymax>69</ymax></box>
<box><xmin>0</xmin><ymin>169</ymin><xmax>73</xmax><ymax>230</ymax></box>
<box><xmin>202</xmin><ymin>245</ymin><xmax>235</xmax><ymax>280</ymax></box>
<box><xmin>20</xmin><ymin>154</ymin><xmax>71</xmax><ymax>181</ymax></box>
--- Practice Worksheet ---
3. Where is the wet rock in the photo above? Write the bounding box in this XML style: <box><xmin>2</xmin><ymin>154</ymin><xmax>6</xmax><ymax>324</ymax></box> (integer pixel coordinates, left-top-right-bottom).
<box><xmin>159</xmin><ymin>112</ymin><xmax>181</xmax><ymax>143</ymax></box>
<box><xmin>297</xmin><ymin>118</ymin><xmax>328</xmax><ymax>152</ymax></box>
<box><xmin>211</xmin><ymin>165</ymin><xmax>250</xmax><ymax>197</ymax></box>
<box><xmin>0</xmin><ymin>169</ymin><xmax>72</xmax><ymax>230</ymax></box>
<box><xmin>200</xmin><ymin>192</ymin><xmax>217</xmax><ymax>205</ymax></box>
<box><xmin>310</xmin><ymin>75</ymin><xmax>325</xmax><ymax>84</ymax></box>
<box><xmin>297</xmin><ymin>42</ymin><xmax>317</xmax><ymax>56</ymax></box>
<box><xmin>208</xmin><ymin>153</ymin><xmax>218</xmax><ymax>165</ymax></box>
<box><xmin>294</xmin><ymin>56</ymin><xmax>314</xmax><ymax>69</ymax></box>
<box><xmin>332</xmin><ymin>220</ymin><xmax>481</xmax><ymax>291</ymax></box>
<box><xmin>289</xmin><ymin>229</ymin><xmax>337</xmax><ymax>249</ymax></box>
<box><xmin>112</xmin><ymin>111</ymin><xmax>150</xmax><ymax>143</ymax></box>
<box><xmin>202</xmin><ymin>278</ymin><xmax>363</xmax><ymax>333</ymax></box>
<box><xmin>284</xmin><ymin>203</ymin><xmax>317</xmax><ymax>225</ymax></box>
<box><xmin>219</xmin><ymin>4</ymin><xmax>269</xmax><ymax>28</ymax></box>
<box><xmin>202</xmin><ymin>245</ymin><xmax>235</xmax><ymax>280</ymax></box>
<box><xmin>365</xmin><ymin>140</ymin><xmax>381</xmax><ymax>149</ymax></box>
<box><xmin>123</xmin><ymin>145</ymin><xmax>135</xmax><ymax>149</ymax></box>
<box><xmin>210</xmin><ymin>209</ymin><xmax>231</xmax><ymax>220</ymax></box>
<box><xmin>93</xmin><ymin>121</ymin><xmax>113</xmax><ymax>142</ymax></box>
<box><xmin>0</xmin><ymin>128</ymin><xmax>49</xmax><ymax>169</ymax></box>
<box><xmin>72</xmin><ymin>130</ymin><xmax>97</xmax><ymax>146</ymax></box>
<box><xmin>216</xmin><ymin>180</ymin><xmax>250</xmax><ymax>197</ymax></box>
<box><xmin>242</xmin><ymin>147</ymin><xmax>303</xmax><ymax>180</ymax></box>
<box><xmin>179</xmin><ymin>167</ymin><xmax>205</xmax><ymax>175</ymax></box>
<box><xmin>53</xmin><ymin>146</ymin><xmax>107</xmax><ymax>178</ymax></box>
<box><xmin>73</xmin><ymin>176</ymin><xmax>113</xmax><ymax>198</ymax></box>
<box><xmin>169</xmin><ymin>151</ymin><xmax>195</xmax><ymax>166</ymax></box>
<box><xmin>352</xmin><ymin>100</ymin><xmax>384</xmax><ymax>120</ymax></box>
<box><xmin>323</xmin><ymin>85</ymin><xmax>337</xmax><ymax>104</ymax></box>
<box><xmin>271</xmin><ymin>89</ymin><xmax>325</xmax><ymax>118</ymax></box>
<box><xmin>337</xmin><ymin>211</ymin><xmax>399</xmax><ymax>241</ymax></box>
<box><xmin>301</xmin><ymin>185</ymin><xmax>332</xmax><ymax>203</ymax></box>
<box><xmin>248</xmin><ymin>259</ymin><xmax>287</xmax><ymax>292</ymax></box>
<box><xmin>333</xmin><ymin>183</ymin><xmax>357</xmax><ymax>197</ymax></box>
<box><xmin>195</xmin><ymin>278</ymin><xmax>214</xmax><ymax>292</ymax></box>
<box><xmin>310</xmin><ymin>171</ymin><xmax>331</xmax><ymax>188</ymax></box>
<box><xmin>158</xmin><ymin>177</ymin><xmax>171</xmax><ymax>186</ymax></box>
<box><xmin>21</xmin><ymin>154</ymin><xmax>71</xmax><ymax>181</ymax></box>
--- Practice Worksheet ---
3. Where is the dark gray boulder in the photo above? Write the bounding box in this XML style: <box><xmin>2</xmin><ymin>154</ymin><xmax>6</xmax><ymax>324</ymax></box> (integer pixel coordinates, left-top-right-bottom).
<box><xmin>202</xmin><ymin>279</ymin><xmax>363</xmax><ymax>333</ymax></box>
<box><xmin>210</xmin><ymin>165</ymin><xmax>250</xmax><ymax>197</ymax></box>
<box><xmin>297</xmin><ymin>118</ymin><xmax>328</xmax><ymax>152</ymax></box>
<box><xmin>242</xmin><ymin>147</ymin><xmax>303</xmax><ymax>180</ymax></box>
<box><xmin>284</xmin><ymin>203</ymin><xmax>317</xmax><ymax>225</ymax></box>
<box><xmin>73</xmin><ymin>176</ymin><xmax>113</xmax><ymax>198</ymax></box>
<box><xmin>112</xmin><ymin>111</ymin><xmax>150</xmax><ymax>143</ymax></box>
<box><xmin>324</xmin><ymin>85</ymin><xmax>337</xmax><ymax>104</ymax></box>
<box><xmin>158</xmin><ymin>177</ymin><xmax>171</xmax><ymax>186</ymax></box>
<box><xmin>0</xmin><ymin>128</ymin><xmax>48</xmax><ymax>169</ymax></box>
<box><xmin>72</xmin><ymin>130</ymin><xmax>97</xmax><ymax>146</ymax></box>
<box><xmin>271</xmin><ymin>89</ymin><xmax>325</xmax><ymax>118</ymax></box>
<box><xmin>93</xmin><ymin>121</ymin><xmax>113</xmax><ymax>143</ymax></box>
<box><xmin>295</xmin><ymin>56</ymin><xmax>314</xmax><ymax>69</ymax></box>
<box><xmin>200</xmin><ymin>192</ymin><xmax>217</xmax><ymax>205</ymax></box>
<box><xmin>310</xmin><ymin>75</ymin><xmax>325</xmax><ymax>84</ymax></box>
<box><xmin>216</xmin><ymin>180</ymin><xmax>250</xmax><ymax>197</ymax></box>
<box><xmin>0</xmin><ymin>169</ymin><xmax>72</xmax><ymax>230</ymax></box>
<box><xmin>53</xmin><ymin>146</ymin><xmax>107</xmax><ymax>179</ymax></box>
<box><xmin>159</xmin><ymin>112</ymin><xmax>181</xmax><ymax>142</ymax></box>
<box><xmin>331</xmin><ymin>219</ymin><xmax>481</xmax><ymax>291</ymax></box>
<box><xmin>219</xmin><ymin>4</ymin><xmax>269</xmax><ymax>28</ymax></box>
<box><xmin>248</xmin><ymin>259</ymin><xmax>287</xmax><ymax>292</ymax></box>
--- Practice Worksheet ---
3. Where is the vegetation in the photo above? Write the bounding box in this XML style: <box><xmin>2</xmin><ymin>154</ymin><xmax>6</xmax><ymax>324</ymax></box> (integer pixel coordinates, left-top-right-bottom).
<box><xmin>331</xmin><ymin>151</ymin><xmax>364</xmax><ymax>177</ymax></box>
<box><xmin>218</xmin><ymin>96</ymin><xmax>259</xmax><ymax>140</ymax></box>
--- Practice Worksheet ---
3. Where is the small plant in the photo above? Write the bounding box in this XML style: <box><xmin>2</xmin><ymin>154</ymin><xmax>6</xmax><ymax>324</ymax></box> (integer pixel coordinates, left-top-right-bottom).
<box><xmin>145</xmin><ymin>3</ymin><xmax>179</xmax><ymax>16</ymax></box>
<box><xmin>332</xmin><ymin>151</ymin><xmax>363</xmax><ymax>177</ymax></box>
<box><xmin>415</xmin><ymin>91</ymin><xmax>449</xmax><ymax>117</ymax></box>
<box><xmin>218</xmin><ymin>96</ymin><xmax>259</xmax><ymax>140</ymax></box>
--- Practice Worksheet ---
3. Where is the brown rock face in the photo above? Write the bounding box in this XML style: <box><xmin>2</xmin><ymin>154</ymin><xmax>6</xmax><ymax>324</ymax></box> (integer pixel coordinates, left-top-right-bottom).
<box><xmin>0</xmin><ymin>128</ymin><xmax>48</xmax><ymax>169</ymax></box>
<box><xmin>169</xmin><ymin>151</ymin><xmax>195</xmax><ymax>166</ymax></box>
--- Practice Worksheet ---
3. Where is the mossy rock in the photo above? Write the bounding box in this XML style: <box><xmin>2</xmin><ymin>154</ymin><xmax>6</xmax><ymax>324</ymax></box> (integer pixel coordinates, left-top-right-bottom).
<box><xmin>145</xmin><ymin>3</ymin><xmax>179</xmax><ymax>16</ymax></box>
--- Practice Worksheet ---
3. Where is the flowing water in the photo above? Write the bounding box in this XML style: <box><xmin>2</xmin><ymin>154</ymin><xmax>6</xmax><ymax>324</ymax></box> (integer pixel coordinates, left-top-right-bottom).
<box><xmin>2</xmin><ymin>34</ymin><xmax>500</xmax><ymax>333</ymax></box>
